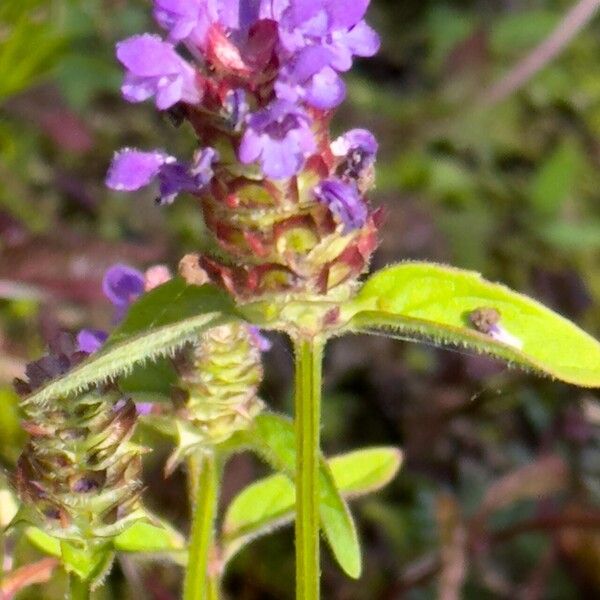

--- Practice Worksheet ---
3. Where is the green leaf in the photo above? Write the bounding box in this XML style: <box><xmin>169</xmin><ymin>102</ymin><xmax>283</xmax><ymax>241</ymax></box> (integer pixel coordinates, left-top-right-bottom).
<box><xmin>235</xmin><ymin>414</ymin><xmax>362</xmax><ymax>578</ymax></box>
<box><xmin>328</xmin><ymin>448</ymin><xmax>403</xmax><ymax>497</ymax></box>
<box><xmin>25</xmin><ymin>527</ymin><xmax>61</xmax><ymax>558</ymax></box>
<box><xmin>222</xmin><ymin>447</ymin><xmax>401</xmax><ymax>567</ymax></box>
<box><xmin>529</xmin><ymin>141</ymin><xmax>584</xmax><ymax>217</ymax></box>
<box><xmin>60</xmin><ymin>541</ymin><xmax>114</xmax><ymax>582</ymax></box>
<box><xmin>26</xmin><ymin>515</ymin><xmax>186</xmax><ymax>564</ymax></box>
<box><xmin>343</xmin><ymin>262</ymin><xmax>600</xmax><ymax>388</ymax></box>
<box><xmin>114</xmin><ymin>520</ymin><xmax>186</xmax><ymax>560</ymax></box>
<box><xmin>24</xmin><ymin>280</ymin><xmax>241</xmax><ymax>405</ymax></box>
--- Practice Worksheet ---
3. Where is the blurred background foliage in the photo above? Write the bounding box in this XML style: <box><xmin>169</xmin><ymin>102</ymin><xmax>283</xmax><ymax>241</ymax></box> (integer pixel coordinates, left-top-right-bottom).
<box><xmin>1</xmin><ymin>0</ymin><xmax>600</xmax><ymax>598</ymax></box>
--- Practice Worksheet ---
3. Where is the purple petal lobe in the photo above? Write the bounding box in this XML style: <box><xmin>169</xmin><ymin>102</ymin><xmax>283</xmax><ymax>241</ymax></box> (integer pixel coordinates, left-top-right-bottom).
<box><xmin>239</xmin><ymin>100</ymin><xmax>315</xmax><ymax>179</ymax></box>
<box><xmin>106</xmin><ymin>149</ymin><xmax>171</xmax><ymax>191</ymax></box>
<box><xmin>117</xmin><ymin>34</ymin><xmax>183</xmax><ymax>76</ymax></box>
<box><xmin>77</xmin><ymin>329</ymin><xmax>108</xmax><ymax>354</ymax></box>
<box><xmin>116</xmin><ymin>34</ymin><xmax>201</xmax><ymax>109</ymax></box>
<box><xmin>314</xmin><ymin>178</ymin><xmax>368</xmax><ymax>232</ymax></box>
<box><xmin>102</xmin><ymin>264</ymin><xmax>145</xmax><ymax>309</ymax></box>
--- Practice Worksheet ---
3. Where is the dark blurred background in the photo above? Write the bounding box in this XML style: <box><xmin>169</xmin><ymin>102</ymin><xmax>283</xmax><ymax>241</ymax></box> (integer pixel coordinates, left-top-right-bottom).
<box><xmin>1</xmin><ymin>0</ymin><xmax>600</xmax><ymax>598</ymax></box>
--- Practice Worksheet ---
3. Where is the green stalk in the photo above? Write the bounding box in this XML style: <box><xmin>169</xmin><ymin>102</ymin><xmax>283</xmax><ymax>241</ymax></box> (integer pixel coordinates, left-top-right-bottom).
<box><xmin>294</xmin><ymin>336</ymin><xmax>324</xmax><ymax>600</ymax></box>
<box><xmin>208</xmin><ymin>575</ymin><xmax>221</xmax><ymax>600</ymax></box>
<box><xmin>184</xmin><ymin>451</ymin><xmax>219</xmax><ymax>600</ymax></box>
<box><xmin>68</xmin><ymin>573</ymin><xmax>91</xmax><ymax>600</ymax></box>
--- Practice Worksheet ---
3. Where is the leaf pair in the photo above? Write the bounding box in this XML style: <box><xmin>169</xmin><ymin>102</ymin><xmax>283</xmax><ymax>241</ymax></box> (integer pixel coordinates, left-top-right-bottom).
<box><xmin>23</xmin><ymin>262</ymin><xmax>600</xmax><ymax>409</ymax></box>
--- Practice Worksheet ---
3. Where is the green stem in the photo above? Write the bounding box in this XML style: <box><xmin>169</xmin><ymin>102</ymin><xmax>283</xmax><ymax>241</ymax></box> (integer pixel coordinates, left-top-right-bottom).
<box><xmin>184</xmin><ymin>451</ymin><xmax>219</xmax><ymax>600</ymax></box>
<box><xmin>208</xmin><ymin>574</ymin><xmax>221</xmax><ymax>600</ymax></box>
<box><xmin>68</xmin><ymin>572</ymin><xmax>91</xmax><ymax>600</ymax></box>
<box><xmin>294</xmin><ymin>336</ymin><xmax>324</xmax><ymax>600</ymax></box>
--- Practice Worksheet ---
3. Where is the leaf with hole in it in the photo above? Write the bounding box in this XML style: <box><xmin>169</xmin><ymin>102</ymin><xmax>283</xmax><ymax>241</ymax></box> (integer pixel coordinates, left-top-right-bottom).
<box><xmin>233</xmin><ymin>413</ymin><xmax>362</xmax><ymax>578</ymax></box>
<box><xmin>342</xmin><ymin>262</ymin><xmax>600</xmax><ymax>388</ymax></box>
<box><xmin>24</xmin><ymin>280</ymin><xmax>241</xmax><ymax>405</ymax></box>
<box><xmin>222</xmin><ymin>447</ymin><xmax>402</xmax><ymax>568</ymax></box>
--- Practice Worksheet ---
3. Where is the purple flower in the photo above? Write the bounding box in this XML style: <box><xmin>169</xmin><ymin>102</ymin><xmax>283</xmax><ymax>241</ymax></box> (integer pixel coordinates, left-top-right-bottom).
<box><xmin>331</xmin><ymin>128</ymin><xmax>378</xmax><ymax>159</ymax></box>
<box><xmin>103</xmin><ymin>264</ymin><xmax>145</xmax><ymax>320</ymax></box>
<box><xmin>154</xmin><ymin>0</ymin><xmax>263</xmax><ymax>50</ymax></box>
<box><xmin>106</xmin><ymin>148</ymin><xmax>218</xmax><ymax>204</ymax></box>
<box><xmin>275</xmin><ymin>45</ymin><xmax>346</xmax><ymax>110</ymax></box>
<box><xmin>76</xmin><ymin>265</ymin><xmax>145</xmax><ymax>354</ymax></box>
<box><xmin>313</xmin><ymin>178</ymin><xmax>367</xmax><ymax>232</ymax></box>
<box><xmin>248</xmin><ymin>325</ymin><xmax>273</xmax><ymax>351</ymax></box>
<box><xmin>266</xmin><ymin>0</ymin><xmax>380</xmax><ymax>68</ymax></box>
<box><xmin>221</xmin><ymin>88</ymin><xmax>250</xmax><ymax>131</ymax></box>
<box><xmin>154</xmin><ymin>0</ymin><xmax>215</xmax><ymax>45</ymax></box>
<box><xmin>332</xmin><ymin>128</ymin><xmax>378</xmax><ymax>180</ymax></box>
<box><xmin>77</xmin><ymin>329</ymin><xmax>108</xmax><ymax>354</ymax></box>
<box><xmin>117</xmin><ymin>34</ymin><xmax>202</xmax><ymax>109</ymax></box>
<box><xmin>238</xmin><ymin>100</ymin><xmax>316</xmax><ymax>179</ymax></box>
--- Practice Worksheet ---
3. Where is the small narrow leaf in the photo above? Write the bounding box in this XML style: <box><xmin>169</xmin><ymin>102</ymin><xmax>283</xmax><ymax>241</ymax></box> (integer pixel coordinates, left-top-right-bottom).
<box><xmin>236</xmin><ymin>414</ymin><xmax>362</xmax><ymax>578</ymax></box>
<box><xmin>222</xmin><ymin>447</ymin><xmax>402</xmax><ymax>568</ymax></box>
<box><xmin>24</xmin><ymin>280</ymin><xmax>241</xmax><ymax>405</ymax></box>
<box><xmin>343</xmin><ymin>262</ymin><xmax>600</xmax><ymax>388</ymax></box>
<box><xmin>328</xmin><ymin>447</ymin><xmax>403</xmax><ymax>497</ymax></box>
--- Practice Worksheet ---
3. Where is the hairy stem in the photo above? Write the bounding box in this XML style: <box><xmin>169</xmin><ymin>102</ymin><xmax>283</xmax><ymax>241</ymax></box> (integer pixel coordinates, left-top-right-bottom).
<box><xmin>68</xmin><ymin>573</ymin><xmax>91</xmax><ymax>600</ymax></box>
<box><xmin>184</xmin><ymin>451</ymin><xmax>219</xmax><ymax>600</ymax></box>
<box><xmin>294</xmin><ymin>336</ymin><xmax>324</xmax><ymax>600</ymax></box>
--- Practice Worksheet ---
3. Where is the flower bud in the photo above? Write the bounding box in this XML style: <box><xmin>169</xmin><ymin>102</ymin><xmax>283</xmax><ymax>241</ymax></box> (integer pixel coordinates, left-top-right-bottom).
<box><xmin>166</xmin><ymin>322</ymin><xmax>265</xmax><ymax>472</ymax></box>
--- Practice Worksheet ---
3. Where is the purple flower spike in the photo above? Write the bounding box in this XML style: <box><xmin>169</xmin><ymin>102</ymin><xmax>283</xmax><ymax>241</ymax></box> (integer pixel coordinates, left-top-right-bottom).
<box><xmin>77</xmin><ymin>329</ymin><xmax>108</xmax><ymax>354</ymax></box>
<box><xmin>117</xmin><ymin>34</ymin><xmax>202</xmax><ymax>109</ymax></box>
<box><xmin>239</xmin><ymin>100</ymin><xmax>316</xmax><ymax>179</ymax></box>
<box><xmin>314</xmin><ymin>178</ymin><xmax>367</xmax><ymax>232</ymax></box>
<box><xmin>102</xmin><ymin>264</ymin><xmax>145</xmax><ymax>318</ymax></box>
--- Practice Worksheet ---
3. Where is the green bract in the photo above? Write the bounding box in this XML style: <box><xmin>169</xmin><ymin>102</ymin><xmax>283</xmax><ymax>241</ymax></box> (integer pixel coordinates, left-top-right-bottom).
<box><xmin>342</xmin><ymin>262</ymin><xmax>600</xmax><ymax>387</ymax></box>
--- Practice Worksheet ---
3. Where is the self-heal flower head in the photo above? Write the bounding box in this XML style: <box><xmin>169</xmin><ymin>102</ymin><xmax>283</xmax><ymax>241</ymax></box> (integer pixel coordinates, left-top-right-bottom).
<box><xmin>239</xmin><ymin>100</ymin><xmax>316</xmax><ymax>179</ymax></box>
<box><xmin>314</xmin><ymin>178</ymin><xmax>367</xmax><ymax>233</ymax></box>
<box><xmin>106</xmin><ymin>148</ymin><xmax>218</xmax><ymax>204</ymax></box>
<box><xmin>117</xmin><ymin>34</ymin><xmax>202</xmax><ymax>110</ymax></box>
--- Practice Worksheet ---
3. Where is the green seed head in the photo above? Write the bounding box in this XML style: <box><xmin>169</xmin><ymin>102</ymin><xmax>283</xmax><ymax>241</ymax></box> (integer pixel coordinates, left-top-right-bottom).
<box><xmin>13</xmin><ymin>335</ymin><xmax>144</xmax><ymax>542</ymax></box>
